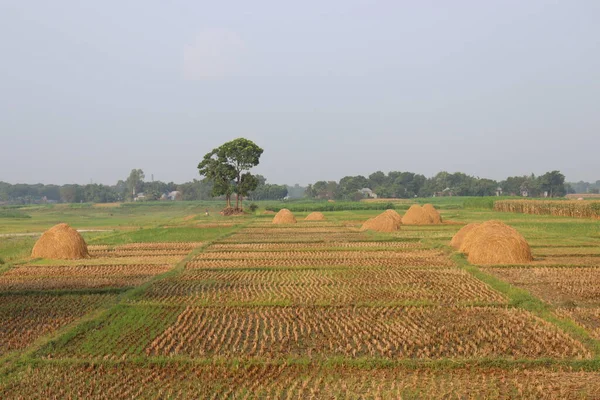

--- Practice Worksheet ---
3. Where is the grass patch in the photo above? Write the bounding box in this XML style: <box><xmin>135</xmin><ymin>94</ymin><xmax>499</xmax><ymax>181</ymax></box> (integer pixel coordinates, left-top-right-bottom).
<box><xmin>90</xmin><ymin>226</ymin><xmax>238</xmax><ymax>245</ymax></box>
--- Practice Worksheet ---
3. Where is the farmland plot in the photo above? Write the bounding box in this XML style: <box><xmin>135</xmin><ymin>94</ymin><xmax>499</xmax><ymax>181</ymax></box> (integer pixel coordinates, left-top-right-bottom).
<box><xmin>0</xmin><ymin>293</ymin><xmax>115</xmax><ymax>355</ymax></box>
<box><xmin>2</xmin><ymin>363</ymin><xmax>600</xmax><ymax>399</ymax></box>
<box><xmin>487</xmin><ymin>267</ymin><xmax>600</xmax><ymax>306</ymax></box>
<box><xmin>146</xmin><ymin>306</ymin><xmax>588</xmax><ymax>359</ymax></box>
<box><xmin>137</xmin><ymin>267</ymin><xmax>506</xmax><ymax>306</ymax></box>
<box><xmin>0</xmin><ymin>263</ymin><xmax>172</xmax><ymax>290</ymax></box>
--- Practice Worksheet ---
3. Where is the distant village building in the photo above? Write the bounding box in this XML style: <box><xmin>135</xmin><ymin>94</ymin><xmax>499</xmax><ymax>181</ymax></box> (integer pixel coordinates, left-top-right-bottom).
<box><xmin>495</xmin><ymin>187</ymin><xmax>503</xmax><ymax>196</ymax></box>
<box><xmin>134</xmin><ymin>193</ymin><xmax>146</xmax><ymax>201</ymax></box>
<box><xmin>160</xmin><ymin>191</ymin><xmax>181</xmax><ymax>201</ymax></box>
<box><xmin>359</xmin><ymin>188</ymin><xmax>378</xmax><ymax>199</ymax></box>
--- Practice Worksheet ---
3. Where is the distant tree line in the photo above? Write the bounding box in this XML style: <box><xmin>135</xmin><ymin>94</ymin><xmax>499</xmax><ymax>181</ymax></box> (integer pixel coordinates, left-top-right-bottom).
<box><xmin>0</xmin><ymin>173</ymin><xmax>287</xmax><ymax>205</ymax></box>
<box><xmin>2</xmin><ymin>168</ymin><xmax>593</xmax><ymax>205</ymax></box>
<box><xmin>306</xmin><ymin>170</ymin><xmax>576</xmax><ymax>200</ymax></box>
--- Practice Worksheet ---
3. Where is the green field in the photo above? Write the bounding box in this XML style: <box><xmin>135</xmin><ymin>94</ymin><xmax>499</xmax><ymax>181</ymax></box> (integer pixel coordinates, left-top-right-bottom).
<box><xmin>1</xmin><ymin>200</ymin><xmax>599</xmax><ymax>398</ymax></box>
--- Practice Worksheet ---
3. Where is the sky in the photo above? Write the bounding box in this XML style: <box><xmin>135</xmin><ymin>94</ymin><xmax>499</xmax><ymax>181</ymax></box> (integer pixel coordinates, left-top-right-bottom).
<box><xmin>1</xmin><ymin>0</ymin><xmax>599</xmax><ymax>186</ymax></box>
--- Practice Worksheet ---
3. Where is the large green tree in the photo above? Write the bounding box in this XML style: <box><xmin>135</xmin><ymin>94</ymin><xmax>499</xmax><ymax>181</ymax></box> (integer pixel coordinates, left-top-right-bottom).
<box><xmin>198</xmin><ymin>138</ymin><xmax>263</xmax><ymax>209</ymax></box>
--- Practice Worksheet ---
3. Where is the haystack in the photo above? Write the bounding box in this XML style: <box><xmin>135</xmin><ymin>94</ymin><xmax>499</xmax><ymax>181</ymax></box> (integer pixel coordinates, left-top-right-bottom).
<box><xmin>31</xmin><ymin>223</ymin><xmax>89</xmax><ymax>260</ymax></box>
<box><xmin>273</xmin><ymin>209</ymin><xmax>297</xmax><ymax>224</ymax></box>
<box><xmin>422</xmin><ymin>204</ymin><xmax>442</xmax><ymax>224</ymax></box>
<box><xmin>305</xmin><ymin>212</ymin><xmax>325</xmax><ymax>221</ymax></box>
<box><xmin>360</xmin><ymin>211</ymin><xmax>401</xmax><ymax>233</ymax></box>
<box><xmin>459</xmin><ymin>220</ymin><xmax>532</xmax><ymax>265</ymax></box>
<box><xmin>401</xmin><ymin>205</ymin><xmax>432</xmax><ymax>225</ymax></box>
<box><xmin>381</xmin><ymin>209</ymin><xmax>403</xmax><ymax>226</ymax></box>
<box><xmin>450</xmin><ymin>222</ymin><xmax>481</xmax><ymax>249</ymax></box>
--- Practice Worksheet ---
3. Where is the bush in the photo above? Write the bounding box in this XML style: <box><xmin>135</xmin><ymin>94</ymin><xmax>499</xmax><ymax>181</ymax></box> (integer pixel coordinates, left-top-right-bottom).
<box><xmin>248</xmin><ymin>203</ymin><xmax>259</xmax><ymax>212</ymax></box>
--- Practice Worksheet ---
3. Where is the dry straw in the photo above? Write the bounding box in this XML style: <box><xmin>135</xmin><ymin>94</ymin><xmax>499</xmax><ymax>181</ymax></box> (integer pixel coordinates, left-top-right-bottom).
<box><xmin>459</xmin><ymin>220</ymin><xmax>532</xmax><ymax>265</ymax></box>
<box><xmin>422</xmin><ymin>204</ymin><xmax>442</xmax><ymax>224</ymax></box>
<box><xmin>305</xmin><ymin>212</ymin><xmax>326</xmax><ymax>221</ymax></box>
<box><xmin>360</xmin><ymin>211</ymin><xmax>402</xmax><ymax>232</ymax></box>
<box><xmin>450</xmin><ymin>223</ymin><xmax>481</xmax><ymax>249</ymax></box>
<box><xmin>31</xmin><ymin>223</ymin><xmax>89</xmax><ymax>260</ymax></box>
<box><xmin>402</xmin><ymin>205</ymin><xmax>433</xmax><ymax>225</ymax></box>
<box><xmin>272</xmin><ymin>209</ymin><xmax>297</xmax><ymax>224</ymax></box>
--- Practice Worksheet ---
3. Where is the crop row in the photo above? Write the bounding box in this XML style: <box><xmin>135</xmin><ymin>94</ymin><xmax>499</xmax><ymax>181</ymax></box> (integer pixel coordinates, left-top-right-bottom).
<box><xmin>88</xmin><ymin>242</ymin><xmax>203</xmax><ymax>251</ymax></box>
<box><xmin>146</xmin><ymin>306</ymin><xmax>588</xmax><ymax>359</ymax></box>
<box><xmin>0</xmin><ymin>293</ymin><xmax>115</xmax><ymax>355</ymax></box>
<box><xmin>488</xmin><ymin>267</ymin><xmax>600</xmax><ymax>306</ymax></box>
<box><xmin>207</xmin><ymin>241</ymin><xmax>422</xmax><ymax>251</ymax></box>
<box><xmin>219</xmin><ymin>233</ymin><xmax>369</xmax><ymax>243</ymax></box>
<box><xmin>137</xmin><ymin>267</ymin><xmax>506</xmax><ymax>306</ymax></box>
<box><xmin>240</xmin><ymin>227</ymin><xmax>351</xmax><ymax>234</ymax></box>
<box><xmin>494</xmin><ymin>200</ymin><xmax>600</xmax><ymax>218</ymax></box>
<box><xmin>4</xmin><ymin>363</ymin><xmax>599</xmax><ymax>399</ymax></box>
<box><xmin>89</xmin><ymin>249</ymin><xmax>190</xmax><ymax>258</ymax></box>
<box><xmin>194</xmin><ymin>250</ymin><xmax>440</xmax><ymax>260</ymax></box>
<box><xmin>0</xmin><ymin>264</ymin><xmax>172</xmax><ymax>290</ymax></box>
<box><xmin>187</xmin><ymin>252</ymin><xmax>455</xmax><ymax>269</ymax></box>
<box><xmin>555</xmin><ymin>307</ymin><xmax>600</xmax><ymax>340</ymax></box>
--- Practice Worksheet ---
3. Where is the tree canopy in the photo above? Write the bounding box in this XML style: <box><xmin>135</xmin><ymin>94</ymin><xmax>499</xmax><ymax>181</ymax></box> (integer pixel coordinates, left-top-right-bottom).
<box><xmin>197</xmin><ymin>138</ymin><xmax>264</xmax><ymax>210</ymax></box>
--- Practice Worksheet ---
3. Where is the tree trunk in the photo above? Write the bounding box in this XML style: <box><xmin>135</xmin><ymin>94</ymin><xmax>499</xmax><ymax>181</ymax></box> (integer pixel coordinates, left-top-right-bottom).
<box><xmin>226</xmin><ymin>195</ymin><xmax>231</xmax><ymax>208</ymax></box>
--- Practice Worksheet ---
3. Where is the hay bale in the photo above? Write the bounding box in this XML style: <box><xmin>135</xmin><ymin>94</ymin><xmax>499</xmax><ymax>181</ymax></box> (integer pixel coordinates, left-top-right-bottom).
<box><xmin>450</xmin><ymin>223</ymin><xmax>481</xmax><ymax>249</ymax></box>
<box><xmin>381</xmin><ymin>209</ymin><xmax>403</xmax><ymax>226</ymax></box>
<box><xmin>360</xmin><ymin>211</ymin><xmax>401</xmax><ymax>232</ymax></box>
<box><xmin>273</xmin><ymin>209</ymin><xmax>297</xmax><ymax>224</ymax></box>
<box><xmin>305</xmin><ymin>212</ymin><xmax>325</xmax><ymax>221</ymax></box>
<box><xmin>459</xmin><ymin>220</ymin><xmax>533</xmax><ymax>265</ymax></box>
<box><xmin>401</xmin><ymin>205</ymin><xmax>433</xmax><ymax>225</ymax></box>
<box><xmin>31</xmin><ymin>223</ymin><xmax>89</xmax><ymax>260</ymax></box>
<box><xmin>422</xmin><ymin>204</ymin><xmax>442</xmax><ymax>224</ymax></box>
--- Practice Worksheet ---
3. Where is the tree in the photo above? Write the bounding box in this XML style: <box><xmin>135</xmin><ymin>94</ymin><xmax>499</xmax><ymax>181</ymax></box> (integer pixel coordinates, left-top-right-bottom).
<box><xmin>200</xmin><ymin>138</ymin><xmax>263</xmax><ymax>209</ymax></box>
<box><xmin>60</xmin><ymin>185</ymin><xmax>83</xmax><ymax>203</ymax></box>
<box><xmin>539</xmin><ymin>170</ymin><xmax>566</xmax><ymax>197</ymax></box>
<box><xmin>126</xmin><ymin>169</ymin><xmax>145</xmax><ymax>200</ymax></box>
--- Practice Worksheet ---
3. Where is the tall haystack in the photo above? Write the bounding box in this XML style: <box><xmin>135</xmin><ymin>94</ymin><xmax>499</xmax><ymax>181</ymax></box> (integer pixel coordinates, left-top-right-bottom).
<box><xmin>305</xmin><ymin>212</ymin><xmax>325</xmax><ymax>221</ymax></box>
<box><xmin>459</xmin><ymin>220</ymin><xmax>532</xmax><ymax>265</ymax></box>
<box><xmin>450</xmin><ymin>223</ymin><xmax>481</xmax><ymax>249</ymax></box>
<box><xmin>401</xmin><ymin>205</ymin><xmax>433</xmax><ymax>225</ymax></box>
<box><xmin>422</xmin><ymin>204</ymin><xmax>442</xmax><ymax>224</ymax></box>
<box><xmin>381</xmin><ymin>209</ymin><xmax>403</xmax><ymax>226</ymax></box>
<box><xmin>31</xmin><ymin>223</ymin><xmax>89</xmax><ymax>260</ymax></box>
<box><xmin>360</xmin><ymin>211</ymin><xmax>401</xmax><ymax>233</ymax></box>
<box><xmin>273</xmin><ymin>209</ymin><xmax>297</xmax><ymax>224</ymax></box>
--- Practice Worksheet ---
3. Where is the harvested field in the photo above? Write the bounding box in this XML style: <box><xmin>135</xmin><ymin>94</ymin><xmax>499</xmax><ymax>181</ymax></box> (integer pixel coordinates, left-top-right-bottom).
<box><xmin>220</xmin><ymin>232</ymin><xmax>370</xmax><ymax>243</ymax></box>
<box><xmin>487</xmin><ymin>267</ymin><xmax>600</xmax><ymax>306</ymax></box>
<box><xmin>137</xmin><ymin>267</ymin><xmax>506</xmax><ymax>306</ymax></box>
<box><xmin>0</xmin><ymin>263</ymin><xmax>172</xmax><ymax>290</ymax></box>
<box><xmin>194</xmin><ymin>249</ymin><xmax>443</xmax><ymax>260</ymax></box>
<box><xmin>556</xmin><ymin>308</ymin><xmax>600</xmax><ymax>339</ymax></box>
<box><xmin>88</xmin><ymin>242</ymin><xmax>203</xmax><ymax>251</ymax></box>
<box><xmin>240</xmin><ymin>227</ymin><xmax>351</xmax><ymax>234</ymax></box>
<box><xmin>206</xmin><ymin>241</ymin><xmax>423</xmax><ymax>251</ymax></box>
<box><xmin>0</xmin><ymin>293</ymin><xmax>115</xmax><ymax>355</ymax></box>
<box><xmin>146</xmin><ymin>306</ymin><xmax>589</xmax><ymax>359</ymax></box>
<box><xmin>3</xmin><ymin>363</ymin><xmax>600</xmax><ymax>399</ymax></box>
<box><xmin>187</xmin><ymin>252</ymin><xmax>455</xmax><ymax>269</ymax></box>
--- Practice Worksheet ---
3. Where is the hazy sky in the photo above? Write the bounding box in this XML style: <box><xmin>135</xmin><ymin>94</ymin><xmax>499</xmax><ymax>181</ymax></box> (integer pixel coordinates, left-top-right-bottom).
<box><xmin>1</xmin><ymin>1</ymin><xmax>599</xmax><ymax>186</ymax></box>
